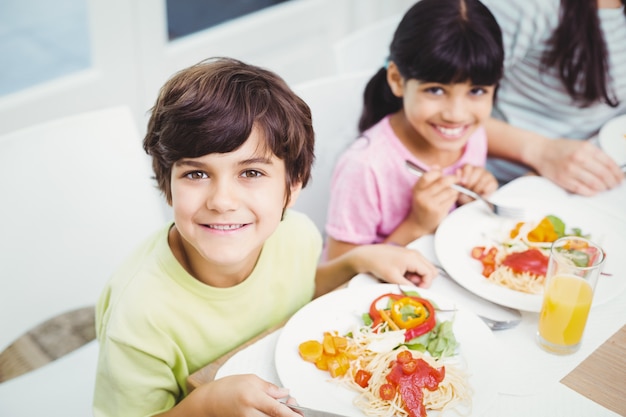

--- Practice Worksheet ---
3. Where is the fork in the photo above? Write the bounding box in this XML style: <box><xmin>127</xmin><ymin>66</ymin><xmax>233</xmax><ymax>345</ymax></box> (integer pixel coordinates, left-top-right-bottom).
<box><xmin>396</xmin><ymin>283</ymin><xmax>521</xmax><ymax>330</ymax></box>
<box><xmin>405</xmin><ymin>160</ymin><xmax>526</xmax><ymax>218</ymax></box>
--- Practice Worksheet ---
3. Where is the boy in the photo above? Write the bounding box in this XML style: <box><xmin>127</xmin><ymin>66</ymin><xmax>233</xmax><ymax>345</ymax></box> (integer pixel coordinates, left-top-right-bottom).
<box><xmin>94</xmin><ymin>57</ymin><xmax>436</xmax><ymax>417</ymax></box>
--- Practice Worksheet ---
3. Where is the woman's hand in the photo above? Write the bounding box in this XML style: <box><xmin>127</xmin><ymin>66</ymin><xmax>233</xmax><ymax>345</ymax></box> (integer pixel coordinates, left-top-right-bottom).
<box><xmin>454</xmin><ymin>164</ymin><xmax>498</xmax><ymax>206</ymax></box>
<box><xmin>532</xmin><ymin>138</ymin><xmax>623</xmax><ymax>196</ymax></box>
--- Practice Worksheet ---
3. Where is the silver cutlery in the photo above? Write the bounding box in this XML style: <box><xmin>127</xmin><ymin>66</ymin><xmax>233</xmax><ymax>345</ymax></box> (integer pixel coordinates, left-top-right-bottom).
<box><xmin>405</xmin><ymin>160</ymin><xmax>526</xmax><ymax>218</ymax></box>
<box><xmin>396</xmin><ymin>282</ymin><xmax>521</xmax><ymax>330</ymax></box>
<box><xmin>283</xmin><ymin>402</ymin><xmax>350</xmax><ymax>417</ymax></box>
<box><xmin>478</xmin><ymin>313</ymin><xmax>522</xmax><ymax>331</ymax></box>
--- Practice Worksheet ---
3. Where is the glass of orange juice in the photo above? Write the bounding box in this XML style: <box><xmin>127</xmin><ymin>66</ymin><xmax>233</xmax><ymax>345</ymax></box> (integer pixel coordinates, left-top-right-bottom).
<box><xmin>537</xmin><ymin>236</ymin><xmax>605</xmax><ymax>355</ymax></box>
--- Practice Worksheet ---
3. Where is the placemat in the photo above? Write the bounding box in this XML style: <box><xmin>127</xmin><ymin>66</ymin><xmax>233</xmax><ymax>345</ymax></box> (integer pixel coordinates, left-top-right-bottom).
<box><xmin>560</xmin><ymin>324</ymin><xmax>626</xmax><ymax>416</ymax></box>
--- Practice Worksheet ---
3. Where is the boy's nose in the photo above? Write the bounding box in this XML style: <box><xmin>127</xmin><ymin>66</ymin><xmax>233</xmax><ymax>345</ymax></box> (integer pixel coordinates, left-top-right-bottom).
<box><xmin>207</xmin><ymin>180</ymin><xmax>239</xmax><ymax>212</ymax></box>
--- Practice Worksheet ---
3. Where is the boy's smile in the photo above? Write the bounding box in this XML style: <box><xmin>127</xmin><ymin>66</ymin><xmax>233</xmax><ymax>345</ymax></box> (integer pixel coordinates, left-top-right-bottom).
<box><xmin>167</xmin><ymin>127</ymin><xmax>297</xmax><ymax>287</ymax></box>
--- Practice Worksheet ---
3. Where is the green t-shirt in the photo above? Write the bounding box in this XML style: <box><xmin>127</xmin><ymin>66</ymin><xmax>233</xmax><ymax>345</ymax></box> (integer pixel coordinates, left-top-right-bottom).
<box><xmin>94</xmin><ymin>209</ymin><xmax>321</xmax><ymax>417</ymax></box>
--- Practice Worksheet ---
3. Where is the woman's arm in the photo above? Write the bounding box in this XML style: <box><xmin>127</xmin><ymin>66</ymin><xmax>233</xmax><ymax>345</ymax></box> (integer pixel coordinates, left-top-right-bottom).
<box><xmin>485</xmin><ymin>117</ymin><xmax>623</xmax><ymax>195</ymax></box>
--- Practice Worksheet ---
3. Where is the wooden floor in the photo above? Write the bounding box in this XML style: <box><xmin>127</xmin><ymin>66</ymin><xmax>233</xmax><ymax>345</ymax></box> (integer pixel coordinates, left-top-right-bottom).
<box><xmin>0</xmin><ymin>307</ymin><xmax>95</xmax><ymax>383</ymax></box>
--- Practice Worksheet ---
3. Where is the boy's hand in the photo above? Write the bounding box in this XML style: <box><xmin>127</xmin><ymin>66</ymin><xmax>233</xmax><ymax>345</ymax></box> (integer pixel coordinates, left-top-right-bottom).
<box><xmin>188</xmin><ymin>374</ymin><xmax>301</xmax><ymax>417</ymax></box>
<box><xmin>454</xmin><ymin>165</ymin><xmax>498</xmax><ymax>206</ymax></box>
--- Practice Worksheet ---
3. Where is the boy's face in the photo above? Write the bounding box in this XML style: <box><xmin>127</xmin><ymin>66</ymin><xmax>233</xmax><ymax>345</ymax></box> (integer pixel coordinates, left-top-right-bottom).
<box><xmin>169</xmin><ymin>127</ymin><xmax>299</xmax><ymax>285</ymax></box>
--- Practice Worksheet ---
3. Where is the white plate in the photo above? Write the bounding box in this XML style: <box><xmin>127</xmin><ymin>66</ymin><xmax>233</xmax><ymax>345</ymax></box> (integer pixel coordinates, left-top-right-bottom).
<box><xmin>598</xmin><ymin>114</ymin><xmax>626</xmax><ymax>165</ymax></box>
<box><xmin>434</xmin><ymin>198</ymin><xmax>626</xmax><ymax>312</ymax></box>
<box><xmin>275</xmin><ymin>284</ymin><xmax>499</xmax><ymax>417</ymax></box>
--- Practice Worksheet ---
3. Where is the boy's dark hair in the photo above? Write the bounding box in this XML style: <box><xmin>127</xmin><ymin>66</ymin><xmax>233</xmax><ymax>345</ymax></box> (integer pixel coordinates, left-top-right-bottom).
<box><xmin>143</xmin><ymin>57</ymin><xmax>315</xmax><ymax>205</ymax></box>
<box><xmin>359</xmin><ymin>0</ymin><xmax>504</xmax><ymax>132</ymax></box>
<box><xmin>541</xmin><ymin>0</ymin><xmax>624</xmax><ymax>108</ymax></box>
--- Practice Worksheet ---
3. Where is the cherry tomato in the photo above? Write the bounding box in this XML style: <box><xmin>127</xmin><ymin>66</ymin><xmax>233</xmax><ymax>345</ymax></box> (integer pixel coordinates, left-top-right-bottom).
<box><xmin>354</xmin><ymin>369</ymin><xmax>372</xmax><ymax>388</ymax></box>
<box><xmin>396</xmin><ymin>350</ymin><xmax>413</xmax><ymax>364</ymax></box>
<box><xmin>401</xmin><ymin>359</ymin><xmax>418</xmax><ymax>375</ymax></box>
<box><xmin>379</xmin><ymin>383</ymin><xmax>396</xmax><ymax>401</ymax></box>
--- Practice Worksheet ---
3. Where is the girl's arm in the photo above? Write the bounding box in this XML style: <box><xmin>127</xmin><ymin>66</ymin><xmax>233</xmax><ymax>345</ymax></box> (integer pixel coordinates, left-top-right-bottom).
<box><xmin>315</xmin><ymin>239</ymin><xmax>438</xmax><ymax>298</ymax></box>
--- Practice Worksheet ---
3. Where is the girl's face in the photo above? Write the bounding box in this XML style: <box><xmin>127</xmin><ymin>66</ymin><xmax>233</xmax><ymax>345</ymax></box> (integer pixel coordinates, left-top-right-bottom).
<box><xmin>387</xmin><ymin>62</ymin><xmax>495</xmax><ymax>159</ymax></box>
<box><xmin>169</xmin><ymin>127</ymin><xmax>300</xmax><ymax>287</ymax></box>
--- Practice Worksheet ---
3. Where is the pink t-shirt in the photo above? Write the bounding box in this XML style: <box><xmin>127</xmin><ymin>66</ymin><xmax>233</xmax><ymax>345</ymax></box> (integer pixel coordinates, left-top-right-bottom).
<box><xmin>325</xmin><ymin>116</ymin><xmax>488</xmax><ymax>244</ymax></box>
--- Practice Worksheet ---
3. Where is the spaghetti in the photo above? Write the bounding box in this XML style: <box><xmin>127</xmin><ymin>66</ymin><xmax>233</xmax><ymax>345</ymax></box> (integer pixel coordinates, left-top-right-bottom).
<box><xmin>472</xmin><ymin>215</ymin><xmax>588</xmax><ymax>294</ymax></box>
<box><xmin>337</xmin><ymin>326</ymin><xmax>472</xmax><ymax>417</ymax></box>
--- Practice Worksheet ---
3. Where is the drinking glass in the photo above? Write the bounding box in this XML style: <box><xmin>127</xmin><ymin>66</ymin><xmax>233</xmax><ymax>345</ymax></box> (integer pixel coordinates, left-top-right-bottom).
<box><xmin>536</xmin><ymin>236</ymin><xmax>605</xmax><ymax>355</ymax></box>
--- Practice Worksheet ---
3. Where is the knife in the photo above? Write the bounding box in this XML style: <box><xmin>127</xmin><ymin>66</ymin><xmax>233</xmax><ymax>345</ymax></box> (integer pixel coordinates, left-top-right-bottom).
<box><xmin>284</xmin><ymin>402</ymin><xmax>351</xmax><ymax>417</ymax></box>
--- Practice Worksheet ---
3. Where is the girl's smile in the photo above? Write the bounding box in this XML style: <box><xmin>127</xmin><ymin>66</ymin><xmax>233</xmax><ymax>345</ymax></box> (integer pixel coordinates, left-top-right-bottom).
<box><xmin>387</xmin><ymin>61</ymin><xmax>496</xmax><ymax>165</ymax></box>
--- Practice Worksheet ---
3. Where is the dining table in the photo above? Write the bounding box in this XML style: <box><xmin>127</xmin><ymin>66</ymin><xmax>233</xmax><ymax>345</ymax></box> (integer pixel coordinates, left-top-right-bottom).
<box><xmin>188</xmin><ymin>175</ymin><xmax>626</xmax><ymax>417</ymax></box>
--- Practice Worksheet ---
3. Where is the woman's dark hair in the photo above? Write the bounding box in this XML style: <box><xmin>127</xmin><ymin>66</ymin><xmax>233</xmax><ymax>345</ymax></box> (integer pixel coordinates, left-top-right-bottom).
<box><xmin>358</xmin><ymin>0</ymin><xmax>504</xmax><ymax>132</ymax></box>
<box><xmin>143</xmin><ymin>57</ymin><xmax>315</xmax><ymax>205</ymax></box>
<box><xmin>540</xmin><ymin>0</ymin><xmax>625</xmax><ymax>108</ymax></box>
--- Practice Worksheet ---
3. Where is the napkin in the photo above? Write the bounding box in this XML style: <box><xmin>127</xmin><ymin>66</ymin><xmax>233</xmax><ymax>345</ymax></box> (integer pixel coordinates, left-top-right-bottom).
<box><xmin>560</xmin><ymin>324</ymin><xmax>626</xmax><ymax>416</ymax></box>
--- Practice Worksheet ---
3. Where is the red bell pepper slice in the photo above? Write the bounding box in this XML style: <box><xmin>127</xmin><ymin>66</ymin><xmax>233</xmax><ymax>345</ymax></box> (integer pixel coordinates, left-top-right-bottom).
<box><xmin>368</xmin><ymin>293</ymin><xmax>436</xmax><ymax>341</ymax></box>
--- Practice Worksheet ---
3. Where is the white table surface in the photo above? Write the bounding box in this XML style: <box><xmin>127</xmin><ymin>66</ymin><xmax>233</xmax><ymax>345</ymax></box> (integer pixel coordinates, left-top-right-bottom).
<box><xmin>216</xmin><ymin>177</ymin><xmax>626</xmax><ymax>417</ymax></box>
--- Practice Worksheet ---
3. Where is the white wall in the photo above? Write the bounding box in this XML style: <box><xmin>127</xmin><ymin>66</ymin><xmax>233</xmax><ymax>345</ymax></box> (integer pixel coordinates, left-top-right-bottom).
<box><xmin>0</xmin><ymin>0</ymin><xmax>414</xmax><ymax>136</ymax></box>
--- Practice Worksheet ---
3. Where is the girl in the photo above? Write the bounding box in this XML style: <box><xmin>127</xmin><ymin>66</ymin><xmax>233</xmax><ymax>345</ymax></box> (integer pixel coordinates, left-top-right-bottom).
<box><xmin>325</xmin><ymin>0</ymin><xmax>503</xmax><ymax>260</ymax></box>
<box><xmin>483</xmin><ymin>0</ymin><xmax>625</xmax><ymax>195</ymax></box>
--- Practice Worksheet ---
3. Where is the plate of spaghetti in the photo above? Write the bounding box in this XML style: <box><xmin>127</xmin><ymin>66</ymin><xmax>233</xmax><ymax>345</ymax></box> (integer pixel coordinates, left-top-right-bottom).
<box><xmin>434</xmin><ymin>197</ymin><xmax>626</xmax><ymax>312</ymax></box>
<box><xmin>275</xmin><ymin>284</ymin><xmax>499</xmax><ymax>417</ymax></box>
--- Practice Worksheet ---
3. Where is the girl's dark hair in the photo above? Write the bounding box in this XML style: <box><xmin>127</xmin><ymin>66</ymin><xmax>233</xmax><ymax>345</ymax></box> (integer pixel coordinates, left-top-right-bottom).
<box><xmin>143</xmin><ymin>57</ymin><xmax>315</xmax><ymax>204</ymax></box>
<box><xmin>359</xmin><ymin>0</ymin><xmax>504</xmax><ymax>132</ymax></box>
<box><xmin>540</xmin><ymin>0</ymin><xmax>625</xmax><ymax>108</ymax></box>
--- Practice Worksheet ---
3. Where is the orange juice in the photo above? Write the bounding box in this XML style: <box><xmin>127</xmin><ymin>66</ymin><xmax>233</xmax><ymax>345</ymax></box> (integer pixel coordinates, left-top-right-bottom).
<box><xmin>538</xmin><ymin>274</ymin><xmax>593</xmax><ymax>346</ymax></box>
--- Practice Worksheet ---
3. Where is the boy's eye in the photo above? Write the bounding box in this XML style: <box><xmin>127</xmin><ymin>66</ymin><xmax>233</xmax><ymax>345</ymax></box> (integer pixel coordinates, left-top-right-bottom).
<box><xmin>185</xmin><ymin>171</ymin><xmax>207</xmax><ymax>180</ymax></box>
<box><xmin>241</xmin><ymin>169</ymin><xmax>263</xmax><ymax>178</ymax></box>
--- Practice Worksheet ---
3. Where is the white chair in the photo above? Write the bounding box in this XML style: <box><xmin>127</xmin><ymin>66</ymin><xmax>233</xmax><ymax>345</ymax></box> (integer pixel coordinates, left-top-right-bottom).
<box><xmin>0</xmin><ymin>106</ymin><xmax>167</xmax><ymax>416</ymax></box>
<box><xmin>291</xmin><ymin>71</ymin><xmax>372</xmax><ymax>236</ymax></box>
<box><xmin>333</xmin><ymin>14</ymin><xmax>402</xmax><ymax>75</ymax></box>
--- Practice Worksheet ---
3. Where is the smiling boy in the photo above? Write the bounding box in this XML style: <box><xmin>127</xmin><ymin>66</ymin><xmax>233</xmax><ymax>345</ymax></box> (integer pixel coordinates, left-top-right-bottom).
<box><xmin>94</xmin><ymin>57</ymin><xmax>436</xmax><ymax>417</ymax></box>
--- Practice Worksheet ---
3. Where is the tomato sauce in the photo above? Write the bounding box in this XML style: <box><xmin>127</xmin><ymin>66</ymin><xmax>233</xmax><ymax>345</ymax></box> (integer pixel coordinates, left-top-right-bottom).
<box><xmin>501</xmin><ymin>248</ymin><xmax>548</xmax><ymax>277</ymax></box>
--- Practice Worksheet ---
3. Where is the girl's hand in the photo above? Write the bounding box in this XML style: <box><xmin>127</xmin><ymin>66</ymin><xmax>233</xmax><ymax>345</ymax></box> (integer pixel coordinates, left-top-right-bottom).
<box><xmin>408</xmin><ymin>169</ymin><xmax>459</xmax><ymax>234</ymax></box>
<box><xmin>350</xmin><ymin>244</ymin><xmax>439</xmax><ymax>288</ymax></box>
<box><xmin>533</xmin><ymin>139</ymin><xmax>623</xmax><ymax>196</ymax></box>
<box><xmin>455</xmin><ymin>165</ymin><xmax>498</xmax><ymax>206</ymax></box>
<box><xmin>183</xmin><ymin>374</ymin><xmax>301</xmax><ymax>417</ymax></box>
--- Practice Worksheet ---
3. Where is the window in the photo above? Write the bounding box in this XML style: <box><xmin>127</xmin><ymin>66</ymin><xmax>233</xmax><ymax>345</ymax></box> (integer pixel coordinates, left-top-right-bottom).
<box><xmin>167</xmin><ymin>0</ymin><xmax>292</xmax><ymax>40</ymax></box>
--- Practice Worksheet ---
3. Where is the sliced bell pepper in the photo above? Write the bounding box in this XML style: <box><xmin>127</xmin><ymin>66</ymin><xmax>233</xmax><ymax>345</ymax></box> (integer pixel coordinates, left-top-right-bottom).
<box><xmin>390</xmin><ymin>297</ymin><xmax>428</xmax><ymax>329</ymax></box>
<box><xmin>369</xmin><ymin>293</ymin><xmax>403</xmax><ymax>329</ymax></box>
<box><xmin>368</xmin><ymin>293</ymin><xmax>436</xmax><ymax>341</ymax></box>
<box><xmin>400</xmin><ymin>298</ymin><xmax>436</xmax><ymax>341</ymax></box>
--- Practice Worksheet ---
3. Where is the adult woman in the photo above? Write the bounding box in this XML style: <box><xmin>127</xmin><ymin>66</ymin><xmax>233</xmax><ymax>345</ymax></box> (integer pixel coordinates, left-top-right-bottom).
<box><xmin>483</xmin><ymin>0</ymin><xmax>625</xmax><ymax>195</ymax></box>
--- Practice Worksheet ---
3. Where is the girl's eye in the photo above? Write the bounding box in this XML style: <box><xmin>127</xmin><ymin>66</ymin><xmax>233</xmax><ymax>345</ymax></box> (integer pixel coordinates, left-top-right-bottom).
<box><xmin>469</xmin><ymin>87</ymin><xmax>488</xmax><ymax>96</ymax></box>
<box><xmin>241</xmin><ymin>169</ymin><xmax>263</xmax><ymax>178</ymax></box>
<box><xmin>185</xmin><ymin>171</ymin><xmax>207</xmax><ymax>180</ymax></box>
<box><xmin>424</xmin><ymin>86</ymin><xmax>444</xmax><ymax>95</ymax></box>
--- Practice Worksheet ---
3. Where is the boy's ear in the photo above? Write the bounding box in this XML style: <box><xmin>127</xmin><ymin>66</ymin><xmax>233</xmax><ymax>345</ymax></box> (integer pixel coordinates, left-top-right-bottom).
<box><xmin>285</xmin><ymin>182</ymin><xmax>303</xmax><ymax>208</ymax></box>
<box><xmin>386</xmin><ymin>61</ymin><xmax>405</xmax><ymax>97</ymax></box>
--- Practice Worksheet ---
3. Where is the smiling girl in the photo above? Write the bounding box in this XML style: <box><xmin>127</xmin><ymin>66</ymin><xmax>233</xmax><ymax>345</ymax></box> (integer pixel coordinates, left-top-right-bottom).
<box><xmin>325</xmin><ymin>0</ymin><xmax>504</xmax><ymax>258</ymax></box>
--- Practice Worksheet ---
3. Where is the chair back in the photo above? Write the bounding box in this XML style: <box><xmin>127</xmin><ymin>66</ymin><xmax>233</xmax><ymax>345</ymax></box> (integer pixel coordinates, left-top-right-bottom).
<box><xmin>291</xmin><ymin>71</ymin><xmax>371</xmax><ymax>236</ymax></box>
<box><xmin>0</xmin><ymin>106</ymin><xmax>167</xmax><ymax>352</ymax></box>
<box><xmin>333</xmin><ymin>14</ymin><xmax>402</xmax><ymax>74</ymax></box>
